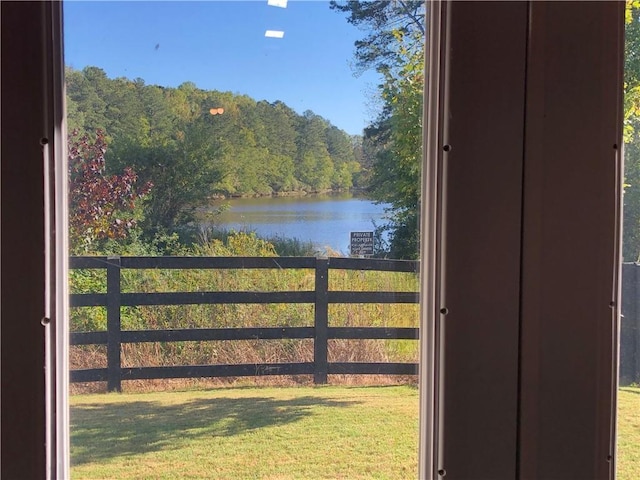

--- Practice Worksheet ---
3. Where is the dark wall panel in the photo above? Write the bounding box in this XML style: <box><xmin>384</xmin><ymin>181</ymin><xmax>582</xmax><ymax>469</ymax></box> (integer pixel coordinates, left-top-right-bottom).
<box><xmin>438</xmin><ymin>2</ymin><xmax>528</xmax><ymax>478</ymax></box>
<box><xmin>519</xmin><ymin>2</ymin><xmax>623</xmax><ymax>479</ymax></box>
<box><xmin>1</xmin><ymin>2</ymin><xmax>49</xmax><ymax>478</ymax></box>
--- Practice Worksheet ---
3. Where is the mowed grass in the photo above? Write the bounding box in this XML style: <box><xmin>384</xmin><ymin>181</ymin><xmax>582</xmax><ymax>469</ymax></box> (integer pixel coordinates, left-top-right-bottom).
<box><xmin>70</xmin><ymin>385</ymin><xmax>419</xmax><ymax>479</ymax></box>
<box><xmin>70</xmin><ymin>385</ymin><xmax>639</xmax><ymax>479</ymax></box>
<box><xmin>618</xmin><ymin>387</ymin><xmax>640</xmax><ymax>480</ymax></box>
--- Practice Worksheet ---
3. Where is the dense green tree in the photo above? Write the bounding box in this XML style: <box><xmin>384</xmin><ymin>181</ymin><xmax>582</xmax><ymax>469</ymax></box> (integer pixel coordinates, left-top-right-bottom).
<box><xmin>296</xmin><ymin>111</ymin><xmax>335</xmax><ymax>191</ymax></box>
<box><xmin>351</xmin><ymin>132</ymin><xmax>377</xmax><ymax>188</ymax></box>
<box><xmin>256</xmin><ymin>101</ymin><xmax>300</xmax><ymax>192</ymax></box>
<box><xmin>326</xmin><ymin>125</ymin><xmax>360</xmax><ymax>189</ymax></box>
<box><xmin>329</xmin><ymin>0</ymin><xmax>425</xmax><ymax>74</ymax></box>
<box><xmin>114</xmin><ymin>119</ymin><xmax>226</xmax><ymax>237</ymax></box>
<box><xmin>256</xmin><ymin>100</ymin><xmax>299</xmax><ymax>159</ymax></box>
<box><xmin>333</xmin><ymin>1</ymin><xmax>425</xmax><ymax>258</ymax></box>
<box><xmin>66</xmin><ymin>67</ymin><xmax>109</xmax><ymax>135</ymax></box>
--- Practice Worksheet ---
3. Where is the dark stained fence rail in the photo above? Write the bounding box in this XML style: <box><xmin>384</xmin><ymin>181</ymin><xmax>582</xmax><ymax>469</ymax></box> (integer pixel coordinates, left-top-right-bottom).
<box><xmin>621</xmin><ymin>263</ymin><xmax>640</xmax><ymax>386</ymax></box>
<box><xmin>70</xmin><ymin>256</ymin><xmax>420</xmax><ymax>391</ymax></box>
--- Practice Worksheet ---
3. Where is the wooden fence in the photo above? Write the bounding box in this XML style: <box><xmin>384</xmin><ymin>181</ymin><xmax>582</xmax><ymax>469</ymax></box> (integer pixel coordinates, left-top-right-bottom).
<box><xmin>70</xmin><ymin>256</ymin><xmax>420</xmax><ymax>391</ymax></box>
<box><xmin>621</xmin><ymin>263</ymin><xmax>640</xmax><ymax>385</ymax></box>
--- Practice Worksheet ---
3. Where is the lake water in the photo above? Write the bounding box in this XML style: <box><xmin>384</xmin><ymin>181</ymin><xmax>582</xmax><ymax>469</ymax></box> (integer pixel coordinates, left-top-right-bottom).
<box><xmin>206</xmin><ymin>193</ymin><xmax>390</xmax><ymax>255</ymax></box>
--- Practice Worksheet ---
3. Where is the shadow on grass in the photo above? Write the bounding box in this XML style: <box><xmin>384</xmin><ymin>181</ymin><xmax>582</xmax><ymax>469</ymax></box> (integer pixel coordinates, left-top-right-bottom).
<box><xmin>71</xmin><ymin>395</ymin><xmax>360</xmax><ymax>465</ymax></box>
<box><xmin>620</xmin><ymin>387</ymin><xmax>640</xmax><ymax>395</ymax></box>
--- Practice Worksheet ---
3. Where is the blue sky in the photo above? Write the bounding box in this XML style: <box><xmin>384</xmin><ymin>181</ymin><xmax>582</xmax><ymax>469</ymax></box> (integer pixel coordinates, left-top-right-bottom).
<box><xmin>63</xmin><ymin>1</ymin><xmax>382</xmax><ymax>135</ymax></box>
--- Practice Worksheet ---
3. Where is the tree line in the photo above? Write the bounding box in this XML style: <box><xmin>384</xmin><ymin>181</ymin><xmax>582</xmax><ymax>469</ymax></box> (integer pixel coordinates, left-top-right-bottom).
<box><xmin>66</xmin><ymin>65</ymin><xmax>368</xmax><ymax>245</ymax></box>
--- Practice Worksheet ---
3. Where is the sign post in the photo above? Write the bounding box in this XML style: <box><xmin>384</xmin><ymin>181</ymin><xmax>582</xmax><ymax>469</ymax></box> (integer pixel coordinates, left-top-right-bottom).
<box><xmin>350</xmin><ymin>231</ymin><xmax>374</xmax><ymax>257</ymax></box>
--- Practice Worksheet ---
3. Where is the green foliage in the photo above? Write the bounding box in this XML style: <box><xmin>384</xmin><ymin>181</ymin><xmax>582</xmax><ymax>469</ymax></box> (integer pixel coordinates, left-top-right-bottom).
<box><xmin>333</xmin><ymin>2</ymin><xmax>425</xmax><ymax>259</ymax></box>
<box><xmin>364</xmin><ymin>31</ymin><xmax>424</xmax><ymax>259</ymax></box>
<box><xmin>113</xmin><ymin>122</ymin><xmax>226</xmax><ymax>237</ymax></box>
<box><xmin>326</xmin><ymin>125</ymin><xmax>360</xmax><ymax>189</ymax></box>
<box><xmin>295</xmin><ymin>111</ymin><xmax>335</xmax><ymax>191</ymax></box>
<box><xmin>198</xmin><ymin>227</ymin><xmax>321</xmax><ymax>257</ymax></box>
<box><xmin>626</xmin><ymin>1</ymin><xmax>640</xmax><ymax>143</ymax></box>
<box><xmin>262</xmin><ymin>235</ymin><xmax>320</xmax><ymax>257</ymax></box>
<box><xmin>66</xmin><ymin>66</ymin><xmax>365</xmax><ymax>241</ymax></box>
<box><xmin>193</xmin><ymin>231</ymin><xmax>278</xmax><ymax>257</ymax></box>
<box><xmin>329</xmin><ymin>0</ymin><xmax>425</xmax><ymax>74</ymax></box>
<box><xmin>624</xmin><ymin>2</ymin><xmax>640</xmax><ymax>260</ymax></box>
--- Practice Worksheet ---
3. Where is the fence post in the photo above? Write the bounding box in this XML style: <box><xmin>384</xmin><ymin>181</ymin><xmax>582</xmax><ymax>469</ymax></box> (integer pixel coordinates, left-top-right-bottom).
<box><xmin>621</xmin><ymin>264</ymin><xmax>634</xmax><ymax>385</ymax></box>
<box><xmin>106</xmin><ymin>256</ymin><xmax>122</xmax><ymax>392</ymax></box>
<box><xmin>314</xmin><ymin>258</ymin><xmax>329</xmax><ymax>384</ymax></box>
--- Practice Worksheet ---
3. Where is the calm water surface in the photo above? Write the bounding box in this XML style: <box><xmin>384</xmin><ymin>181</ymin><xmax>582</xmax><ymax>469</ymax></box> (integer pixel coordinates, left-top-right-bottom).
<box><xmin>208</xmin><ymin>193</ymin><xmax>389</xmax><ymax>255</ymax></box>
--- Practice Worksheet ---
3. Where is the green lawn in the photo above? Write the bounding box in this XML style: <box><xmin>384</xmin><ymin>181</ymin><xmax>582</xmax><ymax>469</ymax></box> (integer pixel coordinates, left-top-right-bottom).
<box><xmin>70</xmin><ymin>385</ymin><xmax>639</xmax><ymax>479</ymax></box>
<box><xmin>618</xmin><ymin>387</ymin><xmax>640</xmax><ymax>480</ymax></box>
<box><xmin>71</xmin><ymin>385</ymin><xmax>419</xmax><ymax>479</ymax></box>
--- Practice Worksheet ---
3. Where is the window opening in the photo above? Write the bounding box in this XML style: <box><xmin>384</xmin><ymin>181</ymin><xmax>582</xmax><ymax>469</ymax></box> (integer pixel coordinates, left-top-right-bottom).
<box><xmin>619</xmin><ymin>3</ymin><xmax>640</xmax><ymax>480</ymax></box>
<box><xmin>64</xmin><ymin>1</ymin><xmax>426</xmax><ymax>477</ymax></box>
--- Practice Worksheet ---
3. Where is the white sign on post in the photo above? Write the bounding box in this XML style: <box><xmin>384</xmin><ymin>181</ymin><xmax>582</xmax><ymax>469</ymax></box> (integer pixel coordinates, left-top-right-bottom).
<box><xmin>350</xmin><ymin>231</ymin><xmax>374</xmax><ymax>256</ymax></box>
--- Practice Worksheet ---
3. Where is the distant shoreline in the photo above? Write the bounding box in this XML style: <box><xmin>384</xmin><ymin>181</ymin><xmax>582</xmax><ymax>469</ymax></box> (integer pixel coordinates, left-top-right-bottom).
<box><xmin>211</xmin><ymin>187</ymin><xmax>371</xmax><ymax>201</ymax></box>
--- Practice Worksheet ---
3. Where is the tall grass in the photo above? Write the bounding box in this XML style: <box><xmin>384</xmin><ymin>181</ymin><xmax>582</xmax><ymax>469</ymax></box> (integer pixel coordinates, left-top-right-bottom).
<box><xmin>70</xmin><ymin>232</ymin><xmax>419</xmax><ymax>392</ymax></box>
<box><xmin>198</xmin><ymin>226</ymin><xmax>321</xmax><ymax>257</ymax></box>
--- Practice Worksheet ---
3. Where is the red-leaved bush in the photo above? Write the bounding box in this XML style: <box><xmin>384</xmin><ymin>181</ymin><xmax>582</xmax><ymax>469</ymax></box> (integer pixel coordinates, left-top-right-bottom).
<box><xmin>68</xmin><ymin>129</ymin><xmax>152</xmax><ymax>251</ymax></box>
